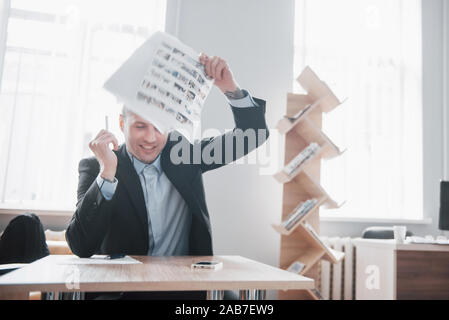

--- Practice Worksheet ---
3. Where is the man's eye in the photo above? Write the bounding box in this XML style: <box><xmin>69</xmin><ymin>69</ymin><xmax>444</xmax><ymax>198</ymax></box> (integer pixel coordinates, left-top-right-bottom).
<box><xmin>136</xmin><ymin>126</ymin><xmax>145</xmax><ymax>129</ymax></box>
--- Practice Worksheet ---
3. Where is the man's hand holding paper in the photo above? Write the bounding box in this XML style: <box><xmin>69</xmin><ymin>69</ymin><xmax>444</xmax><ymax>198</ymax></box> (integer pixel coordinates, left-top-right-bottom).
<box><xmin>198</xmin><ymin>53</ymin><xmax>242</xmax><ymax>97</ymax></box>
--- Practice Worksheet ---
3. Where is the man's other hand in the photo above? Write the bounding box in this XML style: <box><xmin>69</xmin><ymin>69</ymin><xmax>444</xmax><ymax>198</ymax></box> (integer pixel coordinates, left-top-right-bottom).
<box><xmin>88</xmin><ymin>130</ymin><xmax>119</xmax><ymax>181</ymax></box>
<box><xmin>199</xmin><ymin>53</ymin><xmax>241</xmax><ymax>96</ymax></box>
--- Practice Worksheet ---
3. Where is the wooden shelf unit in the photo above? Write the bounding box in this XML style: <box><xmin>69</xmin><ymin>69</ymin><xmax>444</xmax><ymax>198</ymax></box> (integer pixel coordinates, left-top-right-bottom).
<box><xmin>274</xmin><ymin>66</ymin><xmax>346</xmax><ymax>300</ymax></box>
<box><xmin>291</xmin><ymin>171</ymin><xmax>341</xmax><ymax>209</ymax></box>
<box><xmin>296</xmin><ymin>66</ymin><xmax>343</xmax><ymax>113</ymax></box>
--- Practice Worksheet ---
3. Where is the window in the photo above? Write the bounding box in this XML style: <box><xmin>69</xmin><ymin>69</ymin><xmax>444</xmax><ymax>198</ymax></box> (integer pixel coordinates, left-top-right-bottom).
<box><xmin>294</xmin><ymin>0</ymin><xmax>423</xmax><ymax>220</ymax></box>
<box><xmin>0</xmin><ymin>0</ymin><xmax>167</xmax><ymax>211</ymax></box>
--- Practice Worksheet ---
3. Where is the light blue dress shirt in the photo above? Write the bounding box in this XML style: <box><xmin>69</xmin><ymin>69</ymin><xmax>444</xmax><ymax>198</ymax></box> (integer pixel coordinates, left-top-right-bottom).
<box><xmin>96</xmin><ymin>91</ymin><xmax>259</xmax><ymax>256</ymax></box>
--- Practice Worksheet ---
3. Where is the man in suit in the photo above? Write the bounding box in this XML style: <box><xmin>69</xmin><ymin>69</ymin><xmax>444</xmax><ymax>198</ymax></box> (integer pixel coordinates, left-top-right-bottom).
<box><xmin>66</xmin><ymin>53</ymin><xmax>269</xmax><ymax>300</ymax></box>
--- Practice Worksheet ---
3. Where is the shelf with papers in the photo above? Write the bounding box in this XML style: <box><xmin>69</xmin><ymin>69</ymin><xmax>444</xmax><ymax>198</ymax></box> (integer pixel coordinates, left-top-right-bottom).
<box><xmin>273</xmin><ymin>141</ymin><xmax>345</xmax><ymax>186</ymax></box>
<box><xmin>276</xmin><ymin>94</ymin><xmax>322</xmax><ymax>135</ymax></box>
<box><xmin>293</xmin><ymin>117</ymin><xmax>344</xmax><ymax>160</ymax></box>
<box><xmin>271</xmin><ymin>196</ymin><xmax>327</xmax><ymax>236</ymax></box>
<box><xmin>306</xmin><ymin>289</ymin><xmax>324</xmax><ymax>300</ymax></box>
<box><xmin>276</xmin><ymin>96</ymin><xmax>346</xmax><ymax>137</ymax></box>
<box><xmin>283</xmin><ymin>247</ymin><xmax>324</xmax><ymax>276</ymax></box>
<box><xmin>281</xmin><ymin>221</ymin><xmax>345</xmax><ymax>267</ymax></box>
<box><xmin>273</xmin><ymin>142</ymin><xmax>324</xmax><ymax>184</ymax></box>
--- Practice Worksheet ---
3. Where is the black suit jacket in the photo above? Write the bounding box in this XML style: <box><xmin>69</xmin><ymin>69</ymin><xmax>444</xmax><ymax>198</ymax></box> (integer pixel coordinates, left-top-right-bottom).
<box><xmin>66</xmin><ymin>98</ymin><xmax>269</xmax><ymax>258</ymax></box>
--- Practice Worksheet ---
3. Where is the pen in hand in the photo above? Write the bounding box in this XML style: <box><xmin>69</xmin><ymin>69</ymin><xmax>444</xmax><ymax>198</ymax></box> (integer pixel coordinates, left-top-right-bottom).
<box><xmin>105</xmin><ymin>115</ymin><xmax>109</xmax><ymax>131</ymax></box>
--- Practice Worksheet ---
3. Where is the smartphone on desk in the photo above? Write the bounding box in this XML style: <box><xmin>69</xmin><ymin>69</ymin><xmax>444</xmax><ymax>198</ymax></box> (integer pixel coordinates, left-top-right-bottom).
<box><xmin>191</xmin><ymin>261</ymin><xmax>223</xmax><ymax>270</ymax></box>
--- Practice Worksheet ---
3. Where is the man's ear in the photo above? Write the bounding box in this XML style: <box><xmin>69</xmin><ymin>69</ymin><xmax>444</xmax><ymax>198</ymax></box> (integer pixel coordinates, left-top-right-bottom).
<box><xmin>119</xmin><ymin>114</ymin><xmax>124</xmax><ymax>132</ymax></box>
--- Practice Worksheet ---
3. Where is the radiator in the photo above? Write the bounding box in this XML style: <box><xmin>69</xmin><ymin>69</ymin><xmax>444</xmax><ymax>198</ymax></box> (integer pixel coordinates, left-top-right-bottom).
<box><xmin>319</xmin><ymin>237</ymin><xmax>356</xmax><ymax>300</ymax></box>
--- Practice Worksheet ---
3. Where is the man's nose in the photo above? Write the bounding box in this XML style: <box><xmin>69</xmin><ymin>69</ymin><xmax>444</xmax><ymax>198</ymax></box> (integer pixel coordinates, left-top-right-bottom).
<box><xmin>144</xmin><ymin>126</ymin><xmax>157</xmax><ymax>143</ymax></box>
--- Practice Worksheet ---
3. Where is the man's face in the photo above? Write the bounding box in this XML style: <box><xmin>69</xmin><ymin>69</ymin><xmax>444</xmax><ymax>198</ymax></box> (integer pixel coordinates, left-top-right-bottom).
<box><xmin>120</xmin><ymin>111</ymin><xmax>168</xmax><ymax>164</ymax></box>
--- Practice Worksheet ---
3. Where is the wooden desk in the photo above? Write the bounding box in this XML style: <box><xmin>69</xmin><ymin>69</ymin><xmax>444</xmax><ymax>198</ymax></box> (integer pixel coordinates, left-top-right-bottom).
<box><xmin>353</xmin><ymin>239</ymin><xmax>449</xmax><ymax>300</ymax></box>
<box><xmin>0</xmin><ymin>255</ymin><xmax>314</xmax><ymax>300</ymax></box>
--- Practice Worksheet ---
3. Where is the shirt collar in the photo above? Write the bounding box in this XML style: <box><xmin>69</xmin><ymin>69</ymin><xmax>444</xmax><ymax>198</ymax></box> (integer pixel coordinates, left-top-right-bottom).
<box><xmin>125</xmin><ymin>146</ymin><xmax>162</xmax><ymax>175</ymax></box>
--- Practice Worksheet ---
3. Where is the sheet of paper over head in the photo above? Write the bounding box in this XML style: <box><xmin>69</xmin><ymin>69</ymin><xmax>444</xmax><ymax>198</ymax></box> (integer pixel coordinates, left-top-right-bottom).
<box><xmin>103</xmin><ymin>31</ymin><xmax>214</xmax><ymax>143</ymax></box>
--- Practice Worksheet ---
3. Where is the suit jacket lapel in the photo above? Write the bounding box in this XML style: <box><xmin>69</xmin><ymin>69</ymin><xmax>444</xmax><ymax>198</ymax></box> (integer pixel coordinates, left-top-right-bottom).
<box><xmin>161</xmin><ymin>133</ymin><xmax>213</xmax><ymax>254</ymax></box>
<box><xmin>115</xmin><ymin>145</ymin><xmax>149</xmax><ymax>241</ymax></box>
<box><xmin>161</xmin><ymin>132</ymin><xmax>199</xmax><ymax>211</ymax></box>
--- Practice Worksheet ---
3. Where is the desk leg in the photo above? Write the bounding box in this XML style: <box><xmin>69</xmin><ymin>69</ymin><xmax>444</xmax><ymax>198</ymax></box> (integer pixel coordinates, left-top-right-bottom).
<box><xmin>254</xmin><ymin>289</ymin><xmax>266</xmax><ymax>300</ymax></box>
<box><xmin>239</xmin><ymin>290</ymin><xmax>251</xmax><ymax>300</ymax></box>
<box><xmin>73</xmin><ymin>292</ymin><xmax>84</xmax><ymax>300</ymax></box>
<box><xmin>207</xmin><ymin>290</ymin><xmax>224</xmax><ymax>300</ymax></box>
<box><xmin>239</xmin><ymin>289</ymin><xmax>266</xmax><ymax>300</ymax></box>
<box><xmin>46</xmin><ymin>292</ymin><xmax>59</xmax><ymax>300</ymax></box>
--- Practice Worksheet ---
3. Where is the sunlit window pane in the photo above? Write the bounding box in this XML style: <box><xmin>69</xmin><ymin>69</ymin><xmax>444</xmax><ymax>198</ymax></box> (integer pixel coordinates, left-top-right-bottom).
<box><xmin>0</xmin><ymin>0</ymin><xmax>167</xmax><ymax>210</ymax></box>
<box><xmin>294</xmin><ymin>0</ymin><xmax>422</xmax><ymax>220</ymax></box>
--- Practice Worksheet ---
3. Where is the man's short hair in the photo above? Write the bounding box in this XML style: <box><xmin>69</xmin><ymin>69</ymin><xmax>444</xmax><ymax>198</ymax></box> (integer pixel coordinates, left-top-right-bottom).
<box><xmin>121</xmin><ymin>105</ymin><xmax>130</xmax><ymax>118</ymax></box>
